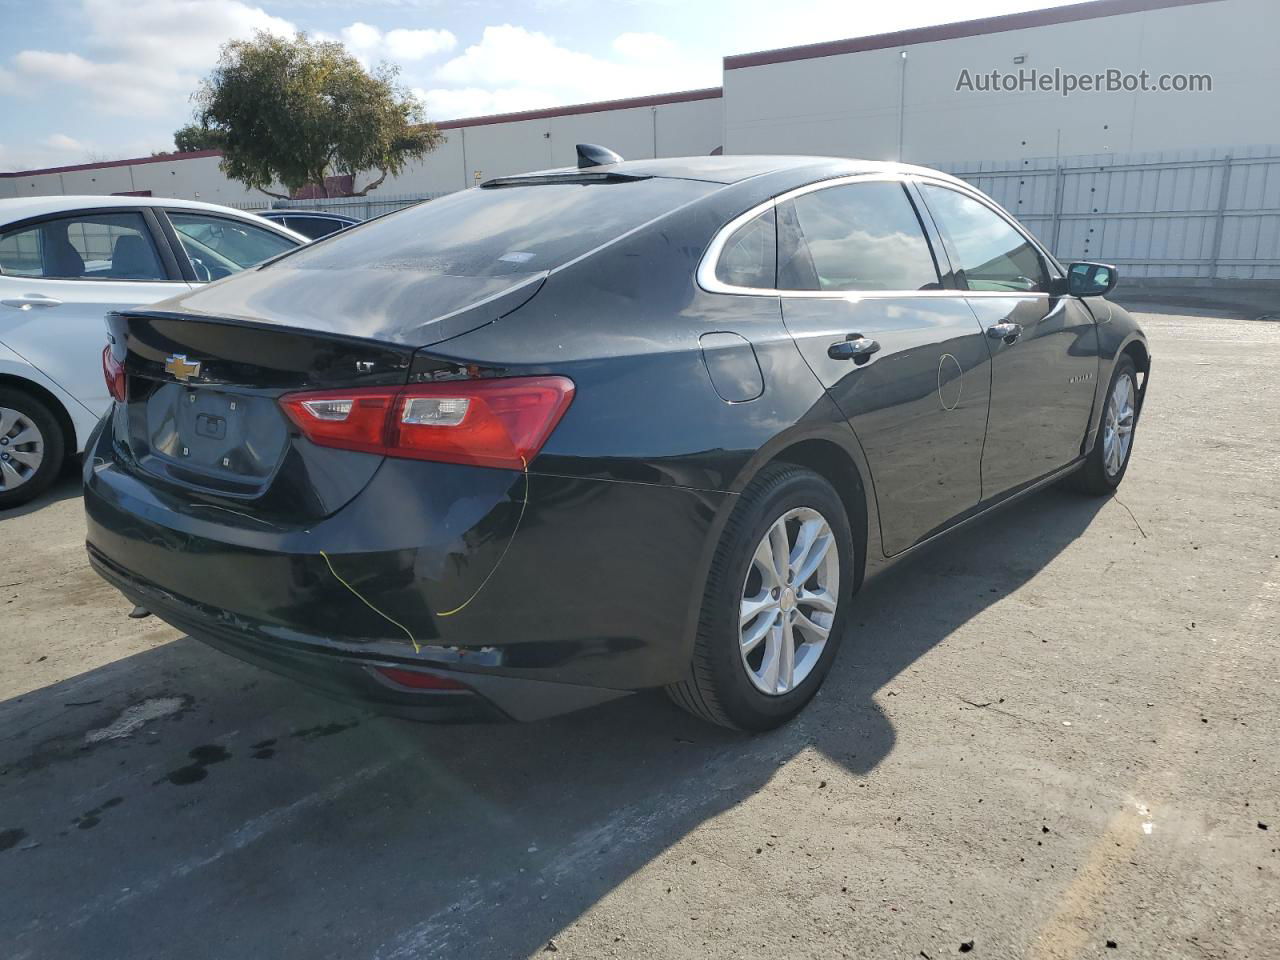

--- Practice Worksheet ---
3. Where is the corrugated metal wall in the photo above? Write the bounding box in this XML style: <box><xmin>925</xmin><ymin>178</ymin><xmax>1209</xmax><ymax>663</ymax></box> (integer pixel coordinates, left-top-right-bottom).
<box><xmin>939</xmin><ymin>146</ymin><xmax>1280</xmax><ymax>281</ymax></box>
<box><xmin>235</xmin><ymin>150</ymin><xmax>1280</xmax><ymax>283</ymax></box>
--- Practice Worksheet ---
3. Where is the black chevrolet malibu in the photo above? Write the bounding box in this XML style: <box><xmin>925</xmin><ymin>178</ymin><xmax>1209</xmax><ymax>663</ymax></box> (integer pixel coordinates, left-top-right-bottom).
<box><xmin>85</xmin><ymin>151</ymin><xmax>1149</xmax><ymax>730</ymax></box>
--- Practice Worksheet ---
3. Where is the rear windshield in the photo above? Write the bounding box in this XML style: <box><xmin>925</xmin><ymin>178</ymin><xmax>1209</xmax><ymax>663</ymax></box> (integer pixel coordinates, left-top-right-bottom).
<box><xmin>273</xmin><ymin>176</ymin><xmax>714</xmax><ymax>278</ymax></box>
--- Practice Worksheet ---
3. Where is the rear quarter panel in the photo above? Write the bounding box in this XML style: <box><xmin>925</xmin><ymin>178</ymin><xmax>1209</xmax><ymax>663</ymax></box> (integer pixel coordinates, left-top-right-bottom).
<box><xmin>423</xmin><ymin>200</ymin><xmax>879</xmax><ymax>679</ymax></box>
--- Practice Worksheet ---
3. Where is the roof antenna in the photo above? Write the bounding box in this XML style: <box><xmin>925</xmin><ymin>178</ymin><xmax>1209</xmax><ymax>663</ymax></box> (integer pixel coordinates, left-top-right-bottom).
<box><xmin>576</xmin><ymin>144</ymin><xmax>623</xmax><ymax>169</ymax></box>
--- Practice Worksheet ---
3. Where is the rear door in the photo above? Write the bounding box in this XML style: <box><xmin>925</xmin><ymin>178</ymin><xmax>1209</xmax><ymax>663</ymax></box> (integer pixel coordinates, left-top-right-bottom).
<box><xmin>0</xmin><ymin>208</ymin><xmax>189</xmax><ymax>418</ymax></box>
<box><xmin>916</xmin><ymin>181</ymin><xmax>1099</xmax><ymax>496</ymax></box>
<box><xmin>774</xmin><ymin>177</ymin><xmax>994</xmax><ymax>556</ymax></box>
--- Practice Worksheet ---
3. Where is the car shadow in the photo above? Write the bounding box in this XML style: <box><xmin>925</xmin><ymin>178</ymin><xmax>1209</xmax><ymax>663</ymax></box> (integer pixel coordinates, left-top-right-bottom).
<box><xmin>0</xmin><ymin>486</ymin><xmax>1106</xmax><ymax>959</ymax></box>
<box><xmin>0</xmin><ymin>458</ymin><xmax>82</xmax><ymax>521</ymax></box>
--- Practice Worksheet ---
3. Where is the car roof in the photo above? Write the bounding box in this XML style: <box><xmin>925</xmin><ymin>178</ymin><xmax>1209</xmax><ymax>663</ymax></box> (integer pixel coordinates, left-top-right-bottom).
<box><xmin>496</xmin><ymin>154</ymin><xmax>969</xmax><ymax>187</ymax></box>
<box><xmin>0</xmin><ymin>194</ymin><xmax>294</xmax><ymax>228</ymax></box>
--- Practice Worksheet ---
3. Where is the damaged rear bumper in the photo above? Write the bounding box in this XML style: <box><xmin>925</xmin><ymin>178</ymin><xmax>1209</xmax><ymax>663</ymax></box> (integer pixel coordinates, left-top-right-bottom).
<box><xmin>84</xmin><ymin>425</ymin><xmax>728</xmax><ymax>721</ymax></box>
<box><xmin>89</xmin><ymin>544</ymin><xmax>629</xmax><ymax>722</ymax></box>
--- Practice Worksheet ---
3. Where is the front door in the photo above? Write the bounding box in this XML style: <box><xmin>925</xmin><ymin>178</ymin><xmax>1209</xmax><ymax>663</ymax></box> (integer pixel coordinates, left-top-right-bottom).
<box><xmin>0</xmin><ymin>209</ymin><xmax>189</xmax><ymax>416</ymax></box>
<box><xmin>775</xmin><ymin>179</ymin><xmax>993</xmax><ymax>556</ymax></box>
<box><xmin>917</xmin><ymin>183</ymin><xmax>1100</xmax><ymax>497</ymax></box>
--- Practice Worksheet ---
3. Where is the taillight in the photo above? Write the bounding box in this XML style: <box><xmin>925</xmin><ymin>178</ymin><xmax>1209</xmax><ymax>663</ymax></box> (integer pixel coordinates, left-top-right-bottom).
<box><xmin>287</xmin><ymin>392</ymin><xmax>395</xmax><ymax>456</ymax></box>
<box><xmin>279</xmin><ymin>376</ymin><xmax>574</xmax><ymax>471</ymax></box>
<box><xmin>102</xmin><ymin>346</ymin><xmax>126</xmax><ymax>403</ymax></box>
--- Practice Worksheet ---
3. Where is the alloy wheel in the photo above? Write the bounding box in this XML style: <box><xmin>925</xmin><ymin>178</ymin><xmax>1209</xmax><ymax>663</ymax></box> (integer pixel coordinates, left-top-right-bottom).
<box><xmin>1102</xmin><ymin>372</ymin><xmax>1135</xmax><ymax>477</ymax></box>
<box><xmin>739</xmin><ymin>507</ymin><xmax>839</xmax><ymax>696</ymax></box>
<box><xmin>0</xmin><ymin>407</ymin><xmax>45</xmax><ymax>492</ymax></box>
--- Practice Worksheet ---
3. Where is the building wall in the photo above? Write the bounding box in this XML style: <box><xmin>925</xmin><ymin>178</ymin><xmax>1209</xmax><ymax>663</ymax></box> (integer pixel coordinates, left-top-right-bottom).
<box><xmin>0</xmin><ymin>94</ymin><xmax>724</xmax><ymax>202</ymax></box>
<box><xmin>723</xmin><ymin>0</ymin><xmax>1279</xmax><ymax>165</ymax></box>
<box><xmin>0</xmin><ymin>153</ymin><xmax>264</xmax><ymax>203</ymax></box>
<box><xmin>356</xmin><ymin>93</ymin><xmax>724</xmax><ymax>194</ymax></box>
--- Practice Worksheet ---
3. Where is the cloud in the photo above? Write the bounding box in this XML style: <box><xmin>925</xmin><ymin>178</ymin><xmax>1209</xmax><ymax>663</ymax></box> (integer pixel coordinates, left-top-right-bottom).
<box><xmin>0</xmin><ymin>131</ymin><xmax>161</xmax><ymax>172</ymax></box>
<box><xmin>340</xmin><ymin>22</ymin><xmax>383</xmax><ymax>51</ymax></box>
<box><xmin>44</xmin><ymin>133</ymin><xmax>85</xmax><ymax>152</ymax></box>
<box><xmin>339</xmin><ymin>21</ymin><xmax>456</xmax><ymax>64</ymax></box>
<box><xmin>423</xmin><ymin>25</ymin><xmax>715</xmax><ymax>120</ymax></box>
<box><xmin>411</xmin><ymin>86</ymin><xmax>559</xmax><ymax>121</ymax></box>
<box><xmin>385</xmin><ymin>28</ymin><xmax>457</xmax><ymax>61</ymax></box>
<box><xmin>10</xmin><ymin>51</ymin><xmax>179</xmax><ymax>115</ymax></box>
<box><xmin>1</xmin><ymin>0</ymin><xmax>295</xmax><ymax>116</ymax></box>
<box><xmin>612</xmin><ymin>32</ymin><xmax>675</xmax><ymax>61</ymax></box>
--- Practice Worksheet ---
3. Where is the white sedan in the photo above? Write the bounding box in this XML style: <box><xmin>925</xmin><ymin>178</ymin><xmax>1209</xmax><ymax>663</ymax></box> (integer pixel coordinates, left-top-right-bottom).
<box><xmin>0</xmin><ymin>195</ymin><xmax>306</xmax><ymax>507</ymax></box>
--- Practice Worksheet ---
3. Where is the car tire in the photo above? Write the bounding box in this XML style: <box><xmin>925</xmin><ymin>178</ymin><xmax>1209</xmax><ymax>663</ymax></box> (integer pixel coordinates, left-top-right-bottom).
<box><xmin>1070</xmin><ymin>354</ymin><xmax>1140</xmax><ymax>496</ymax></box>
<box><xmin>667</xmin><ymin>463</ymin><xmax>854</xmax><ymax>731</ymax></box>
<box><xmin>0</xmin><ymin>387</ymin><xmax>66</xmax><ymax>510</ymax></box>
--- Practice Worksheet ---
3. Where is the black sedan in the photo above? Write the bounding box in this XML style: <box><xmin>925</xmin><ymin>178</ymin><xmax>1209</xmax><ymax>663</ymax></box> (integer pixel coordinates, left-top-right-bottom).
<box><xmin>84</xmin><ymin>150</ymin><xmax>1149</xmax><ymax>730</ymax></box>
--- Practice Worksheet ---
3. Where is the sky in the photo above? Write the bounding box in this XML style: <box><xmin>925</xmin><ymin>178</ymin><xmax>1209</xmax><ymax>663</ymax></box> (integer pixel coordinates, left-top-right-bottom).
<box><xmin>0</xmin><ymin>0</ymin><xmax>1085</xmax><ymax>172</ymax></box>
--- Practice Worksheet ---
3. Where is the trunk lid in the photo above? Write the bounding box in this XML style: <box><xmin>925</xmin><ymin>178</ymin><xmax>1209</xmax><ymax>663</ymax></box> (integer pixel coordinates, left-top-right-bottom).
<box><xmin>108</xmin><ymin>310</ymin><xmax>415</xmax><ymax>521</ymax></box>
<box><xmin>153</xmin><ymin>266</ymin><xmax>548</xmax><ymax>347</ymax></box>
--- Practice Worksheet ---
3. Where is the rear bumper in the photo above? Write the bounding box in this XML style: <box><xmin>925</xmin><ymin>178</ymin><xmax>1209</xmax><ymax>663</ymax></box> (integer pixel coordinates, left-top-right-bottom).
<box><xmin>89</xmin><ymin>545</ymin><xmax>625</xmax><ymax>721</ymax></box>
<box><xmin>83</xmin><ymin>425</ymin><xmax>729</xmax><ymax>720</ymax></box>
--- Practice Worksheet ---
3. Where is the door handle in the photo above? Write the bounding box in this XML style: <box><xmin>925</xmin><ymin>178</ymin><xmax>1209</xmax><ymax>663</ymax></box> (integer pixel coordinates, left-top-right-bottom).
<box><xmin>2</xmin><ymin>295</ymin><xmax>63</xmax><ymax>309</ymax></box>
<box><xmin>987</xmin><ymin>321</ymin><xmax>1022</xmax><ymax>343</ymax></box>
<box><xmin>828</xmin><ymin>336</ymin><xmax>881</xmax><ymax>363</ymax></box>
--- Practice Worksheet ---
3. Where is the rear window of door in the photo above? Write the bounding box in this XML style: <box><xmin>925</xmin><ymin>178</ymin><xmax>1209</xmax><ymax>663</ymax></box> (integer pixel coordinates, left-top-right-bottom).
<box><xmin>919</xmin><ymin>185</ymin><xmax>1049</xmax><ymax>293</ymax></box>
<box><xmin>0</xmin><ymin>211</ymin><xmax>166</xmax><ymax>281</ymax></box>
<box><xmin>777</xmin><ymin>181</ymin><xmax>941</xmax><ymax>292</ymax></box>
<box><xmin>167</xmin><ymin>212</ymin><xmax>298</xmax><ymax>279</ymax></box>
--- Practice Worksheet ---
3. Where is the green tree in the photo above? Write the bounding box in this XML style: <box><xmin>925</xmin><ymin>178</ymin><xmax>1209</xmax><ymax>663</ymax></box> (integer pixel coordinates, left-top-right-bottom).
<box><xmin>190</xmin><ymin>31</ymin><xmax>442</xmax><ymax>199</ymax></box>
<box><xmin>172</xmin><ymin>123</ymin><xmax>225</xmax><ymax>153</ymax></box>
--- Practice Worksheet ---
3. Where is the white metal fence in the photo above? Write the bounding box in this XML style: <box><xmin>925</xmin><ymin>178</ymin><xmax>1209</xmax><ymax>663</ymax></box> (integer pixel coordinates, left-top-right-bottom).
<box><xmin>937</xmin><ymin>146</ymin><xmax>1280</xmax><ymax>282</ymax></box>
<box><xmin>231</xmin><ymin>192</ymin><xmax>448</xmax><ymax>221</ymax></box>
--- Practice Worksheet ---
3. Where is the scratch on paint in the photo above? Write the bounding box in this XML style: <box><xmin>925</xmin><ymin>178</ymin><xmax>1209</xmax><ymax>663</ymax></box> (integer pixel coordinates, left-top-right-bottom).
<box><xmin>320</xmin><ymin>459</ymin><xmax>529</xmax><ymax>643</ymax></box>
<box><xmin>435</xmin><ymin>458</ymin><xmax>530</xmax><ymax>619</ymax></box>
<box><xmin>320</xmin><ymin>550</ymin><xmax>420</xmax><ymax>652</ymax></box>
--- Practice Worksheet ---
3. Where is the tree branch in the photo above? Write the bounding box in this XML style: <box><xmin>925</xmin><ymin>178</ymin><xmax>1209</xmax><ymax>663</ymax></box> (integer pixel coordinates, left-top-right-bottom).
<box><xmin>349</xmin><ymin>168</ymin><xmax>388</xmax><ymax>197</ymax></box>
<box><xmin>257</xmin><ymin>187</ymin><xmax>290</xmax><ymax>200</ymax></box>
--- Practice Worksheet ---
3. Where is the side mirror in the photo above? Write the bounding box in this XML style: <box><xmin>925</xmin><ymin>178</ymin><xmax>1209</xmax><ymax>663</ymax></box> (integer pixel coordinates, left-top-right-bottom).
<box><xmin>1066</xmin><ymin>261</ymin><xmax>1118</xmax><ymax>298</ymax></box>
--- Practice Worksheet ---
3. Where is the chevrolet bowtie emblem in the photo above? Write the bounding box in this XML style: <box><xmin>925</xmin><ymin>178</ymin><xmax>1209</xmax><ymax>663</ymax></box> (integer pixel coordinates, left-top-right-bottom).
<box><xmin>164</xmin><ymin>354</ymin><xmax>202</xmax><ymax>382</ymax></box>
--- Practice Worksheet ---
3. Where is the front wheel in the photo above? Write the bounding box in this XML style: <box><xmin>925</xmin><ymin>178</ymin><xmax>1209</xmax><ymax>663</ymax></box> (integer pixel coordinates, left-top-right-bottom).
<box><xmin>1070</xmin><ymin>354</ymin><xmax>1140</xmax><ymax>496</ymax></box>
<box><xmin>667</xmin><ymin>464</ymin><xmax>854</xmax><ymax>731</ymax></box>
<box><xmin>0</xmin><ymin>388</ymin><xmax>65</xmax><ymax>510</ymax></box>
